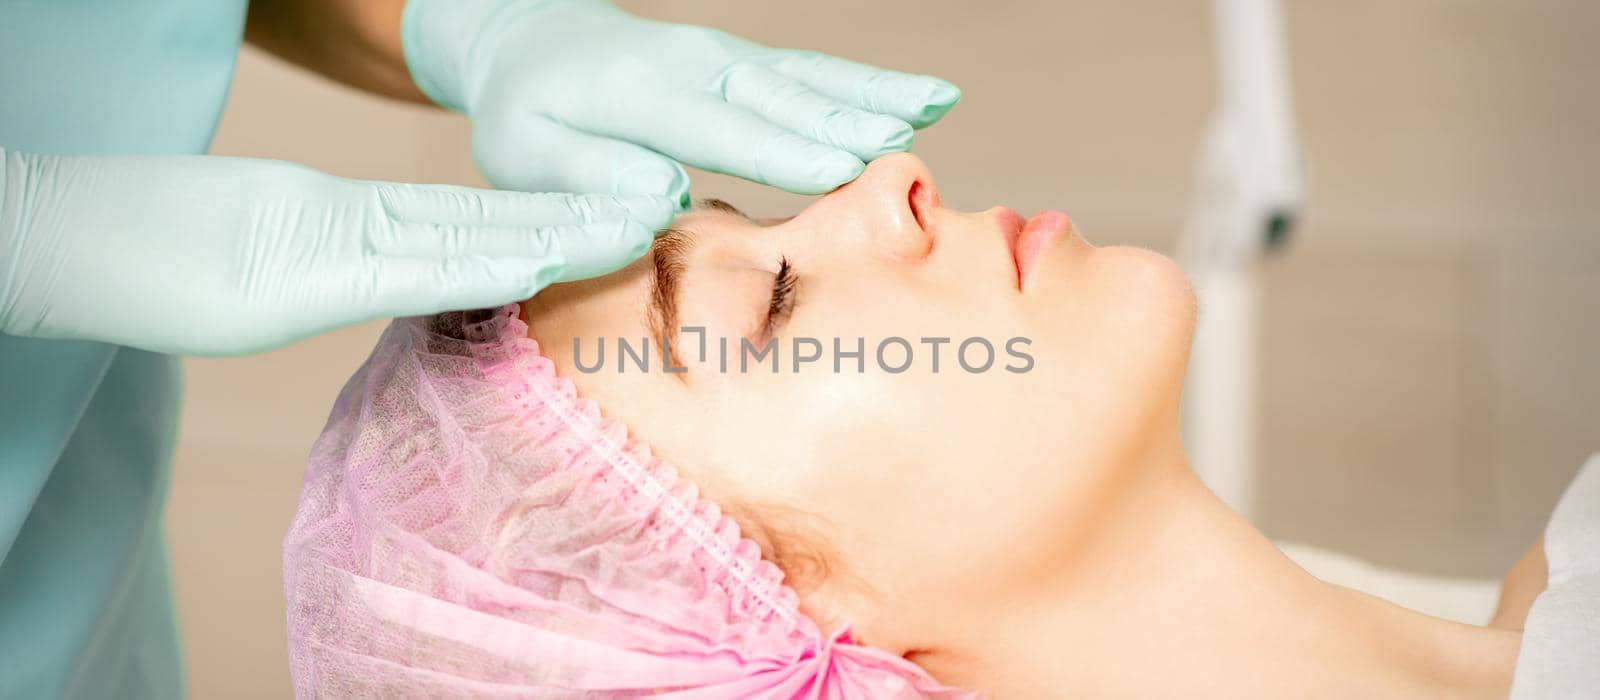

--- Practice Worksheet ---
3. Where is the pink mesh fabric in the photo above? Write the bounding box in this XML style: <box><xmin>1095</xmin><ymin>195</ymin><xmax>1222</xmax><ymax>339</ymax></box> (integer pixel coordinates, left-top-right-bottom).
<box><xmin>283</xmin><ymin>305</ymin><xmax>974</xmax><ymax>698</ymax></box>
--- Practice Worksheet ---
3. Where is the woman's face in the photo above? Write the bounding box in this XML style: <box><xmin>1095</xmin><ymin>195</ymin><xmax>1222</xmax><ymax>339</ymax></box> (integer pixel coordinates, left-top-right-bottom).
<box><xmin>523</xmin><ymin>153</ymin><xmax>1195</xmax><ymax>648</ymax></box>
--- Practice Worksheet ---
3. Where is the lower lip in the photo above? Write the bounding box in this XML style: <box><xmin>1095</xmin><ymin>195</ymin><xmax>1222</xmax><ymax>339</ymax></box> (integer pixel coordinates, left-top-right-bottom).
<box><xmin>1013</xmin><ymin>210</ymin><xmax>1071</xmax><ymax>287</ymax></box>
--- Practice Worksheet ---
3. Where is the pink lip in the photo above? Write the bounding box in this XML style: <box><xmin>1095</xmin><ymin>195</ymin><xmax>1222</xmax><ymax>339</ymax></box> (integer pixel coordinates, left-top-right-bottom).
<box><xmin>999</xmin><ymin>209</ymin><xmax>1071</xmax><ymax>288</ymax></box>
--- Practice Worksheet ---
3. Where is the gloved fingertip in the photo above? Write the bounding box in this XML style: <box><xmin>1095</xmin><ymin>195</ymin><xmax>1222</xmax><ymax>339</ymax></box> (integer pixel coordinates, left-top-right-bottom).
<box><xmin>811</xmin><ymin>152</ymin><xmax>866</xmax><ymax>193</ymax></box>
<box><xmin>622</xmin><ymin>220</ymin><xmax>655</xmax><ymax>259</ymax></box>
<box><xmin>557</xmin><ymin>220</ymin><xmax>654</xmax><ymax>282</ymax></box>
<box><xmin>928</xmin><ymin>79</ymin><xmax>962</xmax><ymax>107</ymax></box>
<box><xmin>616</xmin><ymin>160</ymin><xmax>691</xmax><ymax>207</ymax></box>
<box><xmin>908</xmin><ymin>79</ymin><xmax>963</xmax><ymax>129</ymax></box>
<box><xmin>615</xmin><ymin>194</ymin><xmax>679</xmax><ymax>231</ymax></box>
<box><xmin>534</xmin><ymin>260</ymin><xmax>569</xmax><ymax>290</ymax></box>
<box><xmin>862</xmin><ymin>117</ymin><xmax>915</xmax><ymax>158</ymax></box>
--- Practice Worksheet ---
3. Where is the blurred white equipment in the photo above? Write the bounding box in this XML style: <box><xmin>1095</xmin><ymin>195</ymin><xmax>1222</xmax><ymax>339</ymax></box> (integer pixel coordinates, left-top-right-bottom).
<box><xmin>1179</xmin><ymin>0</ymin><xmax>1305</xmax><ymax>519</ymax></box>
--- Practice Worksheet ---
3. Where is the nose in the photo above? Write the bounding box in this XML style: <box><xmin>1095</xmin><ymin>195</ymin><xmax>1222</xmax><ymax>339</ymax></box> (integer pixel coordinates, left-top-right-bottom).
<box><xmin>811</xmin><ymin>152</ymin><xmax>939</xmax><ymax>262</ymax></box>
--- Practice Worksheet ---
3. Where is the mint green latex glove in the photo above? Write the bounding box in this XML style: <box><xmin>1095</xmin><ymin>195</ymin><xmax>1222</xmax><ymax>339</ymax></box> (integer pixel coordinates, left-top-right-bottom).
<box><xmin>402</xmin><ymin>0</ymin><xmax>961</xmax><ymax>200</ymax></box>
<box><xmin>0</xmin><ymin>148</ymin><xmax>673</xmax><ymax>356</ymax></box>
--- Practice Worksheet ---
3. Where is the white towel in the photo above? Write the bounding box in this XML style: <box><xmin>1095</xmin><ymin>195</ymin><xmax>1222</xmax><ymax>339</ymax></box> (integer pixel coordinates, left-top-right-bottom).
<box><xmin>1511</xmin><ymin>453</ymin><xmax>1600</xmax><ymax>699</ymax></box>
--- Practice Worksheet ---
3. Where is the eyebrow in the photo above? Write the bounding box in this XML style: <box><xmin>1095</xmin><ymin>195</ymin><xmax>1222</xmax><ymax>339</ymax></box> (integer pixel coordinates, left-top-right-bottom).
<box><xmin>647</xmin><ymin>226</ymin><xmax>695</xmax><ymax>370</ymax></box>
<box><xmin>697</xmin><ymin>197</ymin><xmax>748</xmax><ymax>218</ymax></box>
<box><xmin>646</xmin><ymin>200</ymin><xmax>752</xmax><ymax>371</ymax></box>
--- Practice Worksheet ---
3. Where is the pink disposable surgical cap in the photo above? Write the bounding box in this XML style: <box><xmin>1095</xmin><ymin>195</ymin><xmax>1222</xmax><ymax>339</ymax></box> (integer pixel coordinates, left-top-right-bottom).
<box><xmin>283</xmin><ymin>305</ymin><xmax>975</xmax><ymax>698</ymax></box>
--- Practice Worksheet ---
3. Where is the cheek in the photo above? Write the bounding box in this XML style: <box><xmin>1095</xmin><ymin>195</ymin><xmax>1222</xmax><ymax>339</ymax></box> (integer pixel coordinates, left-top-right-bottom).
<box><xmin>698</xmin><ymin>369</ymin><xmax>911</xmax><ymax>500</ymax></box>
<box><xmin>708</xmin><ymin>275</ymin><xmax>1042</xmax><ymax>506</ymax></box>
<box><xmin>725</xmin><ymin>368</ymin><xmax>1119</xmax><ymax>606</ymax></box>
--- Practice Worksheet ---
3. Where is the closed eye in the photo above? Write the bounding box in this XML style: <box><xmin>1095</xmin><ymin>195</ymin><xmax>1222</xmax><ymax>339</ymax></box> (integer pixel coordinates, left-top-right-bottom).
<box><xmin>763</xmin><ymin>257</ymin><xmax>798</xmax><ymax>339</ymax></box>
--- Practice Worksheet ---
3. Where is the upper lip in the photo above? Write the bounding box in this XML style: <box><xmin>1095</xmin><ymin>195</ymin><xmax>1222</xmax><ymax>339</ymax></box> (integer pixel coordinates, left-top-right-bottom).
<box><xmin>1007</xmin><ymin>209</ymin><xmax>1073</xmax><ymax>289</ymax></box>
<box><xmin>996</xmin><ymin>207</ymin><xmax>1028</xmax><ymax>288</ymax></box>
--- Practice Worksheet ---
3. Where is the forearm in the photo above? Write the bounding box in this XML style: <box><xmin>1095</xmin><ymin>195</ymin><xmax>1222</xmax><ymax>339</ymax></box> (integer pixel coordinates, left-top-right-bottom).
<box><xmin>245</xmin><ymin>0</ymin><xmax>428</xmax><ymax>104</ymax></box>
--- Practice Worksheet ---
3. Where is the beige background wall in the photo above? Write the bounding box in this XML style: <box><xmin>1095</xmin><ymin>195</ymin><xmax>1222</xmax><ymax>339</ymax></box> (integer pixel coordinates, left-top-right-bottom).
<box><xmin>170</xmin><ymin>1</ymin><xmax>1599</xmax><ymax>696</ymax></box>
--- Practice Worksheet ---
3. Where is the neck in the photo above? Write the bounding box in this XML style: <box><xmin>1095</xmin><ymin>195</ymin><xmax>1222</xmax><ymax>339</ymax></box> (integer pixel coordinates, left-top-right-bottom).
<box><xmin>936</xmin><ymin>436</ymin><xmax>1520</xmax><ymax>698</ymax></box>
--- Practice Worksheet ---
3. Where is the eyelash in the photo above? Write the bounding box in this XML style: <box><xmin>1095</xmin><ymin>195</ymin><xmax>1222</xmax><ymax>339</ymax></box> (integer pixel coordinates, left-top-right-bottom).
<box><xmin>764</xmin><ymin>257</ymin><xmax>798</xmax><ymax>338</ymax></box>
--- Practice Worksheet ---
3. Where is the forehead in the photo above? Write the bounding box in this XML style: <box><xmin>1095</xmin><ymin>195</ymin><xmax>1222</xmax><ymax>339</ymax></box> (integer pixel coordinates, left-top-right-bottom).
<box><xmin>677</xmin><ymin>197</ymin><xmax>795</xmax><ymax>231</ymax></box>
<box><xmin>522</xmin><ymin>208</ymin><xmax>763</xmax><ymax>340</ymax></box>
<box><xmin>668</xmin><ymin>207</ymin><xmax>750</xmax><ymax>240</ymax></box>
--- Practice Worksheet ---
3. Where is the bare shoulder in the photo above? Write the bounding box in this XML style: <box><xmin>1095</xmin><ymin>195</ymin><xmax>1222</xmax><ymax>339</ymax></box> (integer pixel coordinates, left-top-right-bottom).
<box><xmin>1489</xmin><ymin>537</ymin><xmax>1547</xmax><ymax>630</ymax></box>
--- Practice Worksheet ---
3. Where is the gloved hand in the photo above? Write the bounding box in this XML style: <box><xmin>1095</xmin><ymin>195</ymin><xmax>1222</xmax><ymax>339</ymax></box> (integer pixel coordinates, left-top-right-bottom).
<box><xmin>0</xmin><ymin>148</ymin><xmax>673</xmax><ymax>356</ymax></box>
<box><xmin>402</xmin><ymin>0</ymin><xmax>961</xmax><ymax>201</ymax></box>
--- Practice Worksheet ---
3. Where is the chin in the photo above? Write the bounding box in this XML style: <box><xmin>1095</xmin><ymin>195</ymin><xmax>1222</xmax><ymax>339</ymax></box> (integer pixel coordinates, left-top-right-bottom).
<box><xmin>1094</xmin><ymin>244</ymin><xmax>1198</xmax><ymax>383</ymax></box>
<box><xmin>1100</xmin><ymin>243</ymin><xmax>1194</xmax><ymax>311</ymax></box>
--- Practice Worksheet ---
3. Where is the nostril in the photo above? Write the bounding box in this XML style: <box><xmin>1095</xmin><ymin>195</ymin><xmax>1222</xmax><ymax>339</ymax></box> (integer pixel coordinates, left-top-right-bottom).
<box><xmin>908</xmin><ymin>180</ymin><xmax>938</xmax><ymax>230</ymax></box>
